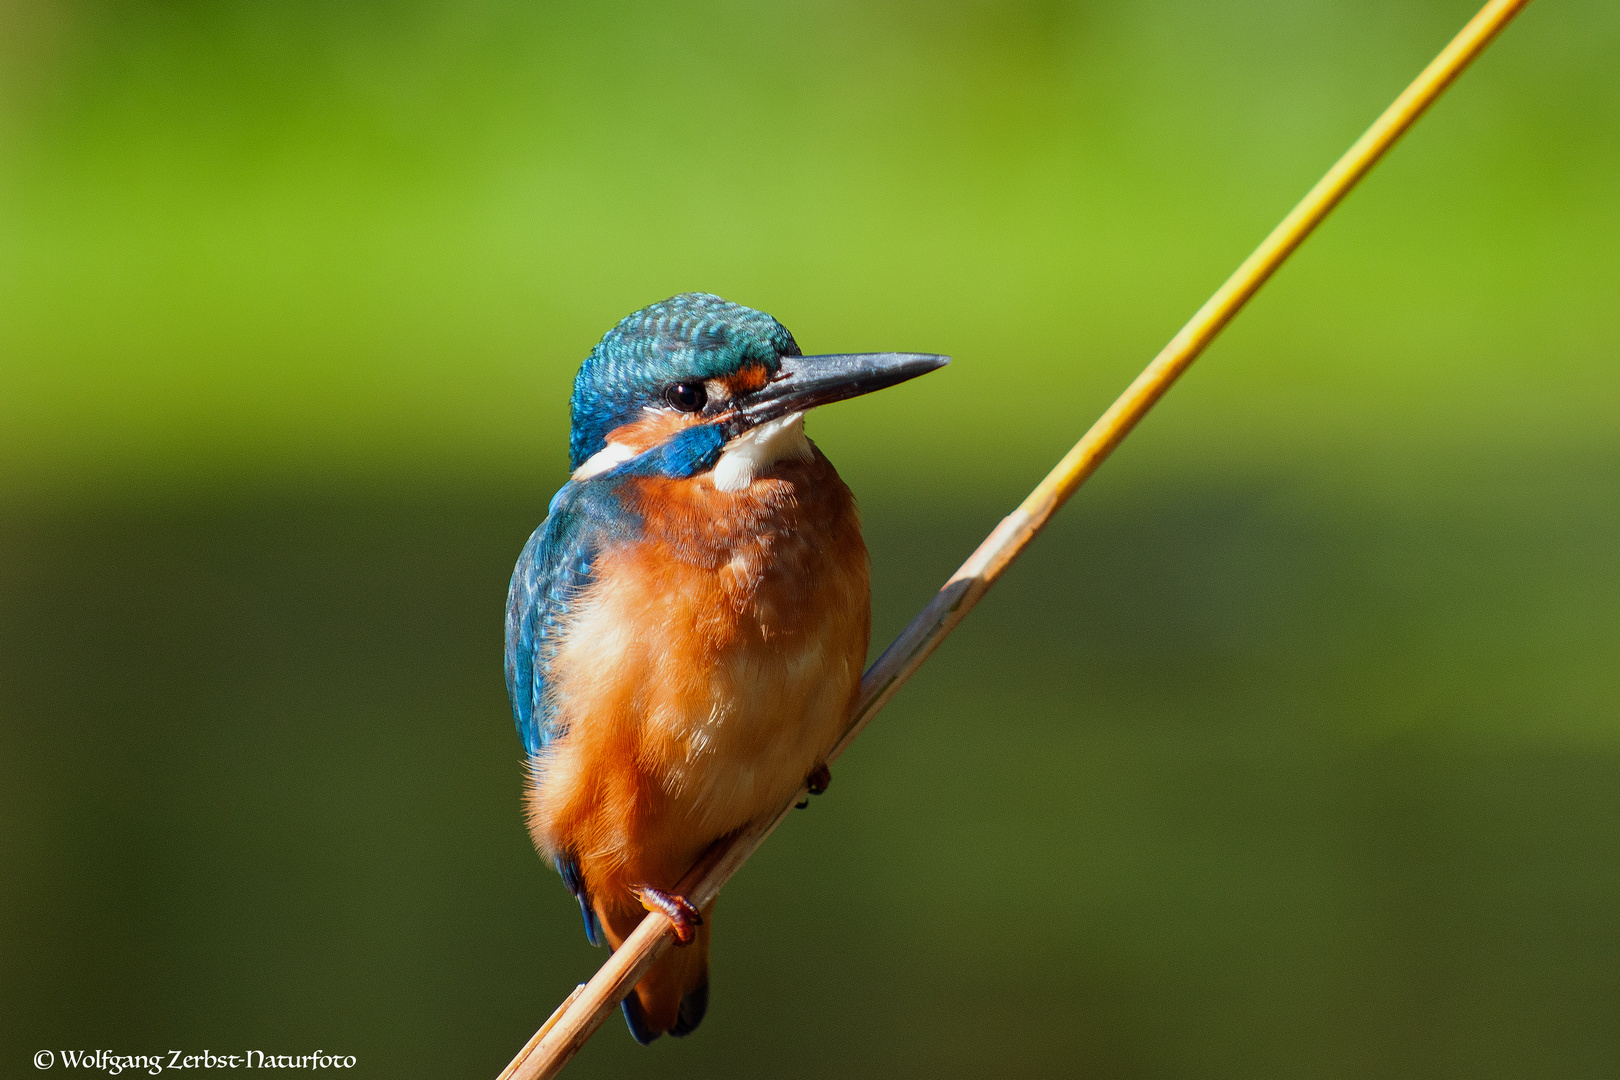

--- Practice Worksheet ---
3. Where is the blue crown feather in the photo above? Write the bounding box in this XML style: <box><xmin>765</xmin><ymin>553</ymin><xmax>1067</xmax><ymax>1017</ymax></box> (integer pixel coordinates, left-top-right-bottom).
<box><xmin>567</xmin><ymin>293</ymin><xmax>800</xmax><ymax>469</ymax></box>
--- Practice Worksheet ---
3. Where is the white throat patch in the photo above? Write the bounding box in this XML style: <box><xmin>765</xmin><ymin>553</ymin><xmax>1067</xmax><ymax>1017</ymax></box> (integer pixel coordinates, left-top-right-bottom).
<box><xmin>712</xmin><ymin>413</ymin><xmax>813</xmax><ymax>492</ymax></box>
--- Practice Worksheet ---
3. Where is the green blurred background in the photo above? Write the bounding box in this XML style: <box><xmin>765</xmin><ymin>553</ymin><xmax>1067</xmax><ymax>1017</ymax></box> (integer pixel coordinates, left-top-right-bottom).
<box><xmin>3</xmin><ymin>1</ymin><xmax>1617</xmax><ymax>1076</ymax></box>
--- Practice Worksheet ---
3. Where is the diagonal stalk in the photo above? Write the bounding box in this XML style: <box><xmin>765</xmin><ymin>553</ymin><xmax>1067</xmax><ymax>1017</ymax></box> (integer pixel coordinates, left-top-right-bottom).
<box><xmin>501</xmin><ymin>1</ymin><xmax>1532</xmax><ymax>1074</ymax></box>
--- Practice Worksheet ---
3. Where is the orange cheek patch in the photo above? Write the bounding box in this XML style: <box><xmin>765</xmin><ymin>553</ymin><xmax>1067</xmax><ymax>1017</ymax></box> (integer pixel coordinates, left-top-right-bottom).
<box><xmin>721</xmin><ymin>363</ymin><xmax>771</xmax><ymax>398</ymax></box>
<box><xmin>604</xmin><ymin>411</ymin><xmax>697</xmax><ymax>453</ymax></box>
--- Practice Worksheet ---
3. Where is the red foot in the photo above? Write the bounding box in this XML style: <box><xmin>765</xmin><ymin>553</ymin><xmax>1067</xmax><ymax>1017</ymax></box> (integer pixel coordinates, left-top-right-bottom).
<box><xmin>630</xmin><ymin>885</ymin><xmax>703</xmax><ymax>945</ymax></box>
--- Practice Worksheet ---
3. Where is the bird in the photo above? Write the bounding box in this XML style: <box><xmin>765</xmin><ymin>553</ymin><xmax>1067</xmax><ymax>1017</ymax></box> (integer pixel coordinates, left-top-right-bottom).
<box><xmin>504</xmin><ymin>292</ymin><xmax>947</xmax><ymax>1043</ymax></box>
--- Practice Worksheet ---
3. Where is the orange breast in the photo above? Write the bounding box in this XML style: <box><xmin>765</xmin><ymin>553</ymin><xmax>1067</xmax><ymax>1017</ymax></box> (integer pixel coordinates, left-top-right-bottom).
<box><xmin>527</xmin><ymin>443</ymin><xmax>870</xmax><ymax>904</ymax></box>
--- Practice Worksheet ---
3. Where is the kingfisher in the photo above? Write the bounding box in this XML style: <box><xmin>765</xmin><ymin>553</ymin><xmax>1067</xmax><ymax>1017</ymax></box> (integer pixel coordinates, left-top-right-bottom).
<box><xmin>504</xmin><ymin>293</ymin><xmax>946</xmax><ymax>1043</ymax></box>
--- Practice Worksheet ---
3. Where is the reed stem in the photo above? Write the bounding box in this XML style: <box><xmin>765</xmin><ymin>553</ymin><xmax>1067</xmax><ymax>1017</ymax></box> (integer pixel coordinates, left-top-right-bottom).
<box><xmin>501</xmin><ymin>2</ymin><xmax>1531</xmax><ymax>1074</ymax></box>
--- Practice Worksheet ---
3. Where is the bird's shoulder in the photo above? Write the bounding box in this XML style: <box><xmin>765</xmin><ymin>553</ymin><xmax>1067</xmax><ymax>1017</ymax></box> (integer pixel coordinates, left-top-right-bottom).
<box><xmin>504</xmin><ymin>479</ymin><xmax>634</xmax><ymax>758</ymax></box>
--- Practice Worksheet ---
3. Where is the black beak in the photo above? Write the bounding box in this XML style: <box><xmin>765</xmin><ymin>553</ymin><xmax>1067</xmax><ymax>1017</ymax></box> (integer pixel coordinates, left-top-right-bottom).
<box><xmin>721</xmin><ymin>352</ymin><xmax>949</xmax><ymax>435</ymax></box>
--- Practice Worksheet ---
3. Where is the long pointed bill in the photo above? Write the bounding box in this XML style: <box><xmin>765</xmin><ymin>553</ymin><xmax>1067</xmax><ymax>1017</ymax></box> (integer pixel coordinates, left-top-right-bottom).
<box><xmin>723</xmin><ymin>352</ymin><xmax>949</xmax><ymax>434</ymax></box>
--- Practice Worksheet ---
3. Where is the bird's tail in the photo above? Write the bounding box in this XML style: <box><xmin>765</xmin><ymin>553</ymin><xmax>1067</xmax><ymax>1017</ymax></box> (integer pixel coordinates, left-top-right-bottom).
<box><xmin>595</xmin><ymin>897</ymin><xmax>712</xmax><ymax>1044</ymax></box>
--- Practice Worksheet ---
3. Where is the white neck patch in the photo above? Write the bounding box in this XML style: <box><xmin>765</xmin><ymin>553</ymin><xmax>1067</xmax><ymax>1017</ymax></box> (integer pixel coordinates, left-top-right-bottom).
<box><xmin>571</xmin><ymin>441</ymin><xmax>638</xmax><ymax>481</ymax></box>
<box><xmin>712</xmin><ymin>413</ymin><xmax>813</xmax><ymax>492</ymax></box>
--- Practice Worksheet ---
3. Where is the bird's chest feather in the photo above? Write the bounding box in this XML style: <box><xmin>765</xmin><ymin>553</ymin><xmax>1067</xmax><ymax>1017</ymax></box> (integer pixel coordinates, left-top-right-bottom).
<box><xmin>535</xmin><ymin>447</ymin><xmax>870</xmax><ymax>861</ymax></box>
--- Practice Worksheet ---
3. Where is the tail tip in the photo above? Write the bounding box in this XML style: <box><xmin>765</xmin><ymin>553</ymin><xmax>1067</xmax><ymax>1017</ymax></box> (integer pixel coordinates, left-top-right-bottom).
<box><xmin>620</xmin><ymin>994</ymin><xmax>661</xmax><ymax>1045</ymax></box>
<box><xmin>621</xmin><ymin>977</ymin><xmax>708</xmax><ymax>1044</ymax></box>
<box><xmin>670</xmin><ymin>978</ymin><xmax>709</xmax><ymax>1038</ymax></box>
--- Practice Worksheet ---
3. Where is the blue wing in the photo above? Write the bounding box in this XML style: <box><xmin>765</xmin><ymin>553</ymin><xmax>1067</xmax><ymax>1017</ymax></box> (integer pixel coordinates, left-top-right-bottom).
<box><xmin>505</xmin><ymin>486</ymin><xmax>597</xmax><ymax>758</ymax></box>
<box><xmin>505</xmin><ymin>480</ymin><xmax>622</xmax><ymax>946</ymax></box>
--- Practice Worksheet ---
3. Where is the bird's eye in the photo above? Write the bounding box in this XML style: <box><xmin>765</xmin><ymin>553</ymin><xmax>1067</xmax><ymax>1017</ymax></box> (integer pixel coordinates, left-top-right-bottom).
<box><xmin>664</xmin><ymin>383</ymin><xmax>707</xmax><ymax>412</ymax></box>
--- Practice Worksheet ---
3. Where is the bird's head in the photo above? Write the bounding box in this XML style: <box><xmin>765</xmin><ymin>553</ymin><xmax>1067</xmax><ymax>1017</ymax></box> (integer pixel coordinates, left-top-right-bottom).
<box><xmin>566</xmin><ymin>293</ymin><xmax>946</xmax><ymax>484</ymax></box>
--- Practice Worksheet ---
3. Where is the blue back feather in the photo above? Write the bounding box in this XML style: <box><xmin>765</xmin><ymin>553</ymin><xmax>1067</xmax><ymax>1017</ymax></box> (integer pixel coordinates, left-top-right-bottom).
<box><xmin>505</xmin><ymin>481</ymin><xmax>623</xmax><ymax>757</ymax></box>
<box><xmin>505</xmin><ymin>480</ymin><xmax>631</xmax><ymax>946</ymax></box>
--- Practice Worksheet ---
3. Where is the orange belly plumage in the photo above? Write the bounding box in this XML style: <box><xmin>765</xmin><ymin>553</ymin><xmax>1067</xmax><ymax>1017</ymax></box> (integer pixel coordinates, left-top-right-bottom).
<box><xmin>524</xmin><ymin>443</ymin><xmax>870</xmax><ymax>1032</ymax></box>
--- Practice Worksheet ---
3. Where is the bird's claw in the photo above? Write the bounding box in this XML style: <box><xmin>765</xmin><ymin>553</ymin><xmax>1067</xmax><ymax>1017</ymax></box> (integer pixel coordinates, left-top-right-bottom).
<box><xmin>630</xmin><ymin>885</ymin><xmax>703</xmax><ymax>945</ymax></box>
<box><xmin>807</xmin><ymin>763</ymin><xmax>831</xmax><ymax>796</ymax></box>
<box><xmin>796</xmin><ymin>764</ymin><xmax>832</xmax><ymax>809</ymax></box>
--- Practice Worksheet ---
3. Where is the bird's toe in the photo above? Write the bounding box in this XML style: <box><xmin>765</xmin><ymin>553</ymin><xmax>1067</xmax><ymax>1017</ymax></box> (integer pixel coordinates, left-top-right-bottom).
<box><xmin>806</xmin><ymin>763</ymin><xmax>832</xmax><ymax>796</ymax></box>
<box><xmin>629</xmin><ymin>885</ymin><xmax>703</xmax><ymax>945</ymax></box>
